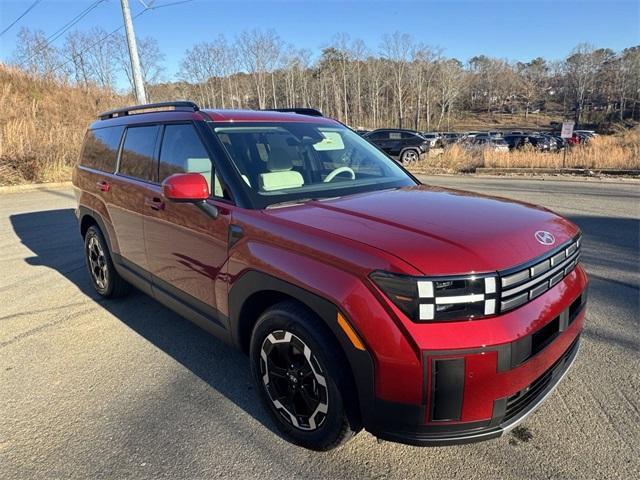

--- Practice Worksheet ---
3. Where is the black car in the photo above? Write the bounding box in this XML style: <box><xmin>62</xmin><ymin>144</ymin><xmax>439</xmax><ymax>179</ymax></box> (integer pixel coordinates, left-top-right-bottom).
<box><xmin>503</xmin><ymin>134</ymin><xmax>551</xmax><ymax>151</ymax></box>
<box><xmin>364</xmin><ymin>129</ymin><xmax>428</xmax><ymax>163</ymax></box>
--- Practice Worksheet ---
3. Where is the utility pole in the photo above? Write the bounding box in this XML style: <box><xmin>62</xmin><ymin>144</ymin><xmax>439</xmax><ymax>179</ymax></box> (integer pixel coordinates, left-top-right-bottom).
<box><xmin>120</xmin><ymin>0</ymin><xmax>147</xmax><ymax>104</ymax></box>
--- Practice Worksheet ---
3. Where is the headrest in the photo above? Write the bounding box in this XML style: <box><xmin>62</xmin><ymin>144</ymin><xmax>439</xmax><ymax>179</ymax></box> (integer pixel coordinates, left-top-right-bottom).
<box><xmin>267</xmin><ymin>147</ymin><xmax>294</xmax><ymax>172</ymax></box>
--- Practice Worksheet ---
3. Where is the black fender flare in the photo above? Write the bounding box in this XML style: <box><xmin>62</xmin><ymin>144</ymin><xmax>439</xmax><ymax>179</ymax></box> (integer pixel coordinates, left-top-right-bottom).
<box><xmin>399</xmin><ymin>146</ymin><xmax>420</xmax><ymax>159</ymax></box>
<box><xmin>78</xmin><ymin>205</ymin><xmax>113</xmax><ymax>252</ymax></box>
<box><xmin>228</xmin><ymin>269</ymin><xmax>377</xmax><ymax>425</ymax></box>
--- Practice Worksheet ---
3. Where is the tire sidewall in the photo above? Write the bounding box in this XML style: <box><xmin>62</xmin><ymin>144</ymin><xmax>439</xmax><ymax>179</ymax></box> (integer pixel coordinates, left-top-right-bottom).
<box><xmin>250</xmin><ymin>303</ymin><xmax>354</xmax><ymax>450</ymax></box>
<box><xmin>84</xmin><ymin>226</ymin><xmax>114</xmax><ymax>297</ymax></box>
<box><xmin>401</xmin><ymin>148</ymin><xmax>418</xmax><ymax>164</ymax></box>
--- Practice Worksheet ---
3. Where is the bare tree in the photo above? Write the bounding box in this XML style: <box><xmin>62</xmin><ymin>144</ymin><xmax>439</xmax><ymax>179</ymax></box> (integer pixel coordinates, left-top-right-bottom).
<box><xmin>114</xmin><ymin>33</ymin><xmax>165</xmax><ymax>95</ymax></box>
<box><xmin>64</xmin><ymin>30</ymin><xmax>91</xmax><ymax>89</ymax></box>
<box><xmin>565</xmin><ymin>43</ymin><xmax>601</xmax><ymax>123</ymax></box>
<box><xmin>236</xmin><ymin>29</ymin><xmax>281</xmax><ymax>109</ymax></box>
<box><xmin>12</xmin><ymin>27</ymin><xmax>61</xmax><ymax>80</ymax></box>
<box><xmin>435</xmin><ymin>59</ymin><xmax>465</xmax><ymax>130</ymax></box>
<box><xmin>380</xmin><ymin>32</ymin><xmax>414</xmax><ymax>128</ymax></box>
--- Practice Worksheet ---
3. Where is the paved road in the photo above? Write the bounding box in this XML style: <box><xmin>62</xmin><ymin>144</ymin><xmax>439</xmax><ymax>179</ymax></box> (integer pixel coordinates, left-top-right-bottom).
<box><xmin>1</xmin><ymin>177</ymin><xmax>639</xmax><ymax>479</ymax></box>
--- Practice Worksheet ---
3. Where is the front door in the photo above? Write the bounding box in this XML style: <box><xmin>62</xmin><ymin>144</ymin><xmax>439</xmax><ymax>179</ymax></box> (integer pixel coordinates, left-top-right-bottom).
<box><xmin>144</xmin><ymin>123</ymin><xmax>231</xmax><ymax>329</ymax></box>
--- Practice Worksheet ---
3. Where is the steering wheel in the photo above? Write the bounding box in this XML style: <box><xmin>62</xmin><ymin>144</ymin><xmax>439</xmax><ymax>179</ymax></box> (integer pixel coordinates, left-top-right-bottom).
<box><xmin>324</xmin><ymin>166</ymin><xmax>355</xmax><ymax>183</ymax></box>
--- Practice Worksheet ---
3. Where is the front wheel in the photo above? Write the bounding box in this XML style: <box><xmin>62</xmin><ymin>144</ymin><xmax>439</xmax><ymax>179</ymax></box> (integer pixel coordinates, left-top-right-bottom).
<box><xmin>250</xmin><ymin>301</ymin><xmax>360</xmax><ymax>450</ymax></box>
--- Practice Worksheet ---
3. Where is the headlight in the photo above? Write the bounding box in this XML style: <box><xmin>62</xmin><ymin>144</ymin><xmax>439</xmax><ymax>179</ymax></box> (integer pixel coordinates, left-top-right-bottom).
<box><xmin>370</xmin><ymin>271</ymin><xmax>497</xmax><ymax>322</ymax></box>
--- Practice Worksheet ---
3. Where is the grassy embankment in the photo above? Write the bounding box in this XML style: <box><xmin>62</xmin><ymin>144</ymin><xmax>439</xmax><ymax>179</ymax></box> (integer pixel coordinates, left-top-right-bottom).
<box><xmin>0</xmin><ymin>65</ymin><xmax>124</xmax><ymax>185</ymax></box>
<box><xmin>0</xmin><ymin>64</ymin><xmax>637</xmax><ymax>185</ymax></box>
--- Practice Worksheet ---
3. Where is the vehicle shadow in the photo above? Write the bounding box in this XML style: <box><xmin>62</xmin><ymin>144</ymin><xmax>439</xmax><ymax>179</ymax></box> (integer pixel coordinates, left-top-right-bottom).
<box><xmin>9</xmin><ymin>208</ymin><xmax>279</xmax><ymax>437</ymax></box>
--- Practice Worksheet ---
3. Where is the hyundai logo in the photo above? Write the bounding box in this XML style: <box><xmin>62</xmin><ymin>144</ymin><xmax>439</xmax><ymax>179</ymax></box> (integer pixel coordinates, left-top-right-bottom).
<box><xmin>535</xmin><ymin>231</ymin><xmax>555</xmax><ymax>245</ymax></box>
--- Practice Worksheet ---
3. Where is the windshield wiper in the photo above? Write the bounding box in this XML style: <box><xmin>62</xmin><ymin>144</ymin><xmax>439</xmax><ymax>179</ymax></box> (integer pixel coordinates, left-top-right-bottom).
<box><xmin>265</xmin><ymin>198</ymin><xmax>317</xmax><ymax>209</ymax></box>
<box><xmin>265</xmin><ymin>195</ymin><xmax>344</xmax><ymax>209</ymax></box>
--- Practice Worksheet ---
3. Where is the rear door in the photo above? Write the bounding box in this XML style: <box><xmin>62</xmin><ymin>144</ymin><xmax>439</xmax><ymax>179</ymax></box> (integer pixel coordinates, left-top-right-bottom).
<box><xmin>387</xmin><ymin>131</ymin><xmax>403</xmax><ymax>156</ymax></box>
<box><xmin>144</xmin><ymin>122</ymin><xmax>231</xmax><ymax>328</ymax></box>
<box><xmin>108</xmin><ymin>124</ymin><xmax>161</xmax><ymax>276</ymax></box>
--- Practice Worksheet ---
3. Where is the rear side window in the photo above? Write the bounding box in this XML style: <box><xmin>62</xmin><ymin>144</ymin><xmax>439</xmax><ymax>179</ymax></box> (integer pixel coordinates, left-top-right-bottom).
<box><xmin>367</xmin><ymin>131</ymin><xmax>388</xmax><ymax>140</ymax></box>
<box><xmin>118</xmin><ymin>125</ymin><xmax>160</xmax><ymax>182</ymax></box>
<box><xmin>80</xmin><ymin>126</ymin><xmax>124</xmax><ymax>172</ymax></box>
<box><xmin>400</xmin><ymin>132</ymin><xmax>418</xmax><ymax>139</ymax></box>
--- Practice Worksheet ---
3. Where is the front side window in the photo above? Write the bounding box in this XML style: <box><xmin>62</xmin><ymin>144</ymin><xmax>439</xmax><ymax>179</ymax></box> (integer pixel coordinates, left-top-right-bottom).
<box><xmin>118</xmin><ymin>125</ymin><xmax>160</xmax><ymax>182</ymax></box>
<box><xmin>211</xmin><ymin>122</ymin><xmax>416</xmax><ymax>207</ymax></box>
<box><xmin>158</xmin><ymin>124</ymin><xmax>224</xmax><ymax>197</ymax></box>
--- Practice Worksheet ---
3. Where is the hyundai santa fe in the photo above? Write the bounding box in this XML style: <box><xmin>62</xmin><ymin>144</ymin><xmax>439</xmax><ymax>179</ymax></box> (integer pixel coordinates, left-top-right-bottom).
<box><xmin>72</xmin><ymin>101</ymin><xmax>587</xmax><ymax>450</ymax></box>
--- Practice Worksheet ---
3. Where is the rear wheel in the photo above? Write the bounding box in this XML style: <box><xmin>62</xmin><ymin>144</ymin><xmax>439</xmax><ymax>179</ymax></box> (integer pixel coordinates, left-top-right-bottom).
<box><xmin>250</xmin><ymin>301</ymin><xmax>360</xmax><ymax>450</ymax></box>
<box><xmin>400</xmin><ymin>148</ymin><xmax>419</xmax><ymax>164</ymax></box>
<box><xmin>84</xmin><ymin>225</ymin><xmax>130</xmax><ymax>298</ymax></box>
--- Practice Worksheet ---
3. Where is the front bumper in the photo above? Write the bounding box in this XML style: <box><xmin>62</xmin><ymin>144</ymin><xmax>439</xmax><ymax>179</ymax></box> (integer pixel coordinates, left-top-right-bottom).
<box><xmin>358</xmin><ymin>279</ymin><xmax>587</xmax><ymax>446</ymax></box>
<box><xmin>368</xmin><ymin>334</ymin><xmax>580</xmax><ymax>446</ymax></box>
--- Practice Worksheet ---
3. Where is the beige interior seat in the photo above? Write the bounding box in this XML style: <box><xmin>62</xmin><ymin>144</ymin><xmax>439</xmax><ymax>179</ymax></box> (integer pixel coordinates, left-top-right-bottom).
<box><xmin>259</xmin><ymin>147</ymin><xmax>304</xmax><ymax>192</ymax></box>
<box><xmin>185</xmin><ymin>157</ymin><xmax>220</xmax><ymax>196</ymax></box>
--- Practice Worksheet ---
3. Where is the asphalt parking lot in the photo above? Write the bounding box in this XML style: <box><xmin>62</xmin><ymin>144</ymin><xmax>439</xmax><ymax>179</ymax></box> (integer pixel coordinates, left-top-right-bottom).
<box><xmin>1</xmin><ymin>176</ymin><xmax>639</xmax><ymax>479</ymax></box>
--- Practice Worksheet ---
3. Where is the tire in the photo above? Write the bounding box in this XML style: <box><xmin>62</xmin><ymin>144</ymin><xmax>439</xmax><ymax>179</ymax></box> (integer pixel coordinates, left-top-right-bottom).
<box><xmin>84</xmin><ymin>225</ymin><xmax>130</xmax><ymax>298</ymax></box>
<box><xmin>400</xmin><ymin>148</ymin><xmax>419</xmax><ymax>164</ymax></box>
<box><xmin>250</xmin><ymin>300</ymin><xmax>360</xmax><ymax>450</ymax></box>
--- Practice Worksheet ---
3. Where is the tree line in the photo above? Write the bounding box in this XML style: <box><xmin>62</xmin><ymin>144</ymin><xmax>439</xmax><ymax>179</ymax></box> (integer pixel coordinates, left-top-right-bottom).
<box><xmin>10</xmin><ymin>27</ymin><xmax>640</xmax><ymax>130</ymax></box>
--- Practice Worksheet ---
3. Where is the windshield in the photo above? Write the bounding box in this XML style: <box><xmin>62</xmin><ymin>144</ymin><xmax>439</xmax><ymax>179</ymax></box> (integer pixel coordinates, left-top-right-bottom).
<box><xmin>210</xmin><ymin>122</ymin><xmax>416</xmax><ymax>207</ymax></box>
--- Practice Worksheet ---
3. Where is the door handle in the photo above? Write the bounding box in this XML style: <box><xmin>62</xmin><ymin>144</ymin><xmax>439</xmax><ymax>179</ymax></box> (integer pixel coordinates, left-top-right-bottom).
<box><xmin>145</xmin><ymin>197</ymin><xmax>165</xmax><ymax>211</ymax></box>
<box><xmin>96</xmin><ymin>181</ymin><xmax>110</xmax><ymax>192</ymax></box>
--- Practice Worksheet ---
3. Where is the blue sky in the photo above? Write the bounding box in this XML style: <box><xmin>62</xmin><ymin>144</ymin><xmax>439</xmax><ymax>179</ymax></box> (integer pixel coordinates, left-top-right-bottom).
<box><xmin>1</xmin><ymin>0</ymin><xmax>638</xmax><ymax>88</ymax></box>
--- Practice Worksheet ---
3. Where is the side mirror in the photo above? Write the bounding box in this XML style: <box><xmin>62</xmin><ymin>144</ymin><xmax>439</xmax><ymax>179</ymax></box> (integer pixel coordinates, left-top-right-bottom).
<box><xmin>162</xmin><ymin>173</ymin><xmax>209</xmax><ymax>202</ymax></box>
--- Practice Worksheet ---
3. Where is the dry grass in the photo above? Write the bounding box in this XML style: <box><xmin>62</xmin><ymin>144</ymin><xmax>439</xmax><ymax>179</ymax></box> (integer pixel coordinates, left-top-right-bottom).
<box><xmin>0</xmin><ymin>65</ymin><xmax>126</xmax><ymax>185</ymax></box>
<box><xmin>411</xmin><ymin>127</ymin><xmax>640</xmax><ymax>174</ymax></box>
<box><xmin>0</xmin><ymin>63</ymin><xmax>637</xmax><ymax>185</ymax></box>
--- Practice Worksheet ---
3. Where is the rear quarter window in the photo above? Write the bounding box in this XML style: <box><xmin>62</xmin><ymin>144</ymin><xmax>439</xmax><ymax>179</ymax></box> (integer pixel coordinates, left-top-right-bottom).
<box><xmin>80</xmin><ymin>126</ymin><xmax>124</xmax><ymax>173</ymax></box>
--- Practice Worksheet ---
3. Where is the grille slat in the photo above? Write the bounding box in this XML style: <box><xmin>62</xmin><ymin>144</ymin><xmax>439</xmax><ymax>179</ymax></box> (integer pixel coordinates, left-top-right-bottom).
<box><xmin>499</xmin><ymin>236</ymin><xmax>581</xmax><ymax>314</ymax></box>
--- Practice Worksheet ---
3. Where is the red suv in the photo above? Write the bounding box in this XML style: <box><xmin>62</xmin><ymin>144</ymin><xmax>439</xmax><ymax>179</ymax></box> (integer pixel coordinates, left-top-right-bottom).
<box><xmin>73</xmin><ymin>102</ymin><xmax>587</xmax><ymax>450</ymax></box>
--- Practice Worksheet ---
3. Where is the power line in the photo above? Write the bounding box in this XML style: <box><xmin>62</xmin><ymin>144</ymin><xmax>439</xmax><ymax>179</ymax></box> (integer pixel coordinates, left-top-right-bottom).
<box><xmin>49</xmin><ymin>0</ymin><xmax>194</xmax><ymax>74</ymax></box>
<box><xmin>0</xmin><ymin>0</ymin><xmax>42</xmax><ymax>37</ymax></box>
<box><xmin>45</xmin><ymin>0</ymin><xmax>106</xmax><ymax>45</ymax></box>
<box><xmin>20</xmin><ymin>0</ymin><xmax>107</xmax><ymax>67</ymax></box>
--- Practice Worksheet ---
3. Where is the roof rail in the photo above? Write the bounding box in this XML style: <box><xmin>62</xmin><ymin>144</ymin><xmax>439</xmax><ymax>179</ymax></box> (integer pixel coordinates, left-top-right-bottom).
<box><xmin>264</xmin><ymin>108</ymin><xmax>323</xmax><ymax>117</ymax></box>
<box><xmin>98</xmin><ymin>101</ymin><xmax>200</xmax><ymax>120</ymax></box>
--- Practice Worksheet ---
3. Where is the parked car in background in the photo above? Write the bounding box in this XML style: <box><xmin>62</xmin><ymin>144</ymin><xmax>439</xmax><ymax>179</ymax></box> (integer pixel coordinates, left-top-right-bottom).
<box><xmin>464</xmin><ymin>131</ymin><xmax>483</xmax><ymax>138</ymax></box>
<box><xmin>503</xmin><ymin>134</ymin><xmax>551</xmax><ymax>151</ymax></box>
<box><xmin>364</xmin><ymin>129</ymin><xmax>428</xmax><ymax>163</ymax></box>
<box><xmin>461</xmin><ymin>136</ymin><xmax>510</xmax><ymax>152</ymax></box>
<box><xmin>539</xmin><ymin>134</ymin><xmax>561</xmax><ymax>151</ymax></box>
<box><xmin>574</xmin><ymin>130</ymin><xmax>597</xmax><ymax>138</ymax></box>
<box><xmin>441</xmin><ymin>132</ymin><xmax>462</xmax><ymax>145</ymax></box>
<box><xmin>355</xmin><ymin>129</ymin><xmax>371</xmax><ymax>136</ymax></box>
<box><xmin>421</xmin><ymin>132</ymin><xmax>441</xmax><ymax>148</ymax></box>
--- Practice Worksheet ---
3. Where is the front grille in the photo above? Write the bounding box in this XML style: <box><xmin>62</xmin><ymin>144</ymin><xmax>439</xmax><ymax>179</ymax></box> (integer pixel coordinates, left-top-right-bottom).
<box><xmin>503</xmin><ymin>337</ymin><xmax>579</xmax><ymax>423</ymax></box>
<box><xmin>498</xmin><ymin>235</ymin><xmax>582</xmax><ymax>313</ymax></box>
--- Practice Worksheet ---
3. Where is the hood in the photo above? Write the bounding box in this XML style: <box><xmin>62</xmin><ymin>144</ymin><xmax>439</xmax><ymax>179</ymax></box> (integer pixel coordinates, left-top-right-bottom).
<box><xmin>264</xmin><ymin>185</ymin><xmax>579</xmax><ymax>276</ymax></box>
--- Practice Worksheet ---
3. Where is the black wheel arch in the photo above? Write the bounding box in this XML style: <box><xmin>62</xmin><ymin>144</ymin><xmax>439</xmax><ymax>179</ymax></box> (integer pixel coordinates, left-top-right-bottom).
<box><xmin>78</xmin><ymin>206</ymin><xmax>113</xmax><ymax>252</ymax></box>
<box><xmin>229</xmin><ymin>270</ymin><xmax>377</xmax><ymax>426</ymax></box>
<box><xmin>399</xmin><ymin>146</ymin><xmax>420</xmax><ymax>158</ymax></box>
